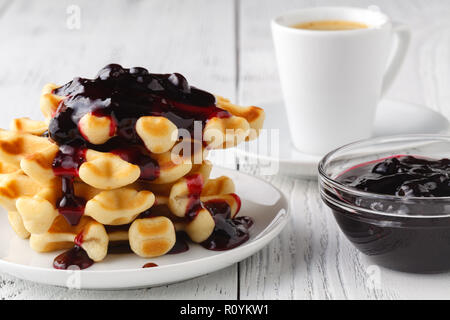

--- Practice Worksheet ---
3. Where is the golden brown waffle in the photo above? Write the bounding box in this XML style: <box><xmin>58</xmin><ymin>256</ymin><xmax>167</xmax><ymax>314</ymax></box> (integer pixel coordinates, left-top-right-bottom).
<box><xmin>30</xmin><ymin>216</ymin><xmax>108</xmax><ymax>262</ymax></box>
<box><xmin>0</xmin><ymin>66</ymin><xmax>263</xmax><ymax>267</ymax></box>
<box><xmin>215</xmin><ymin>96</ymin><xmax>265</xmax><ymax>141</ymax></box>
<box><xmin>0</xmin><ymin>127</ymin><xmax>251</xmax><ymax>260</ymax></box>
<box><xmin>9</xmin><ymin>132</ymin><xmax>202</xmax><ymax>189</ymax></box>
<box><xmin>16</xmin><ymin>181</ymin><xmax>156</xmax><ymax>234</ymax></box>
<box><xmin>24</xmin><ymin>175</ymin><xmax>240</xmax><ymax>258</ymax></box>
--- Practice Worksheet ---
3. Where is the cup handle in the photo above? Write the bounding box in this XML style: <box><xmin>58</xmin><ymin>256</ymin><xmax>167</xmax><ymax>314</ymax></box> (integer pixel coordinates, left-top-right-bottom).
<box><xmin>381</xmin><ymin>22</ymin><xmax>411</xmax><ymax>96</ymax></box>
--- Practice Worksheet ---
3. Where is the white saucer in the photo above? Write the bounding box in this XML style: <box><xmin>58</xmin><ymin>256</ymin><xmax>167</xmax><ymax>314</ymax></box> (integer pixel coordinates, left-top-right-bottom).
<box><xmin>0</xmin><ymin>167</ymin><xmax>289</xmax><ymax>290</ymax></box>
<box><xmin>235</xmin><ymin>99</ymin><xmax>450</xmax><ymax>178</ymax></box>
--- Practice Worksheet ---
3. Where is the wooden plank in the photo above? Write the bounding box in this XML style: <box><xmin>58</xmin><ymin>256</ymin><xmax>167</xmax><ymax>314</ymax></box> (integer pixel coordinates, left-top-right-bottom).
<box><xmin>0</xmin><ymin>0</ymin><xmax>238</xmax><ymax>299</ymax></box>
<box><xmin>238</xmin><ymin>0</ymin><xmax>450</xmax><ymax>300</ymax></box>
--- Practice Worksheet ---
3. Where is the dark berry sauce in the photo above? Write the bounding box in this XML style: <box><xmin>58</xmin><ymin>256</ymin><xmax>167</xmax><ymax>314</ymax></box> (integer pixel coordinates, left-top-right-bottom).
<box><xmin>51</xmin><ymin>145</ymin><xmax>88</xmax><ymax>225</ymax></box>
<box><xmin>108</xmin><ymin>241</ymin><xmax>132</xmax><ymax>254</ymax></box>
<box><xmin>53</xmin><ymin>245</ymin><xmax>94</xmax><ymax>270</ymax></box>
<box><xmin>167</xmin><ymin>232</ymin><xmax>190</xmax><ymax>254</ymax></box>
<box><xmin>52</xmin><ymin>145</ymin><xmax>87</xmax><ymax>177</ymax></box>
<box><xmin>325</xmin><ymin>155</ymin><xmax>450</xmax><ymax>273</ymax></box>
<box><xmin>338</xmin><ymin>155</ymin><xmax>450</xmax><ymax>197</ymax></box>
<box><xmin>201</xmin><ymin>195</ymin><xmax>253</xmax><ymax>251</ymax></box>
<box><xmin>56</xmin><ymin>176</ymin><xmax>85</xmax><ymax>225</ymax></box>
<box><xmin>142</xmin><ymin>262</ymin><xmax>158</xmax><ymax>268</ymax></box>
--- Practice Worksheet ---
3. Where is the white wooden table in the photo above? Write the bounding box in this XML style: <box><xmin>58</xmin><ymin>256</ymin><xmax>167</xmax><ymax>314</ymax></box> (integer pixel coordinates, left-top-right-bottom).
<box><xmin>0</xmin><ymin>0</ymin><xmax>450</xmax><ymax>299</ymax></box>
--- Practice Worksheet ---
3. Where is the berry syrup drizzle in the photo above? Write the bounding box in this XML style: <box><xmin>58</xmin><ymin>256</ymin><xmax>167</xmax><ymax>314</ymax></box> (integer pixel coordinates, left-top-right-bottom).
<box><xmin>53</xmin><ymin>245</ymin><xmax>94</xmax><ymax>270</ymax></box>
<box><xmin>52</xmin><ymin>145</ymin><xmax>87</xmax><ymax>225</ymax></box>
<box><xmin>185</xmin><ymin>174</ymin><xmax>204</xmax><ymax>220</ymax></box>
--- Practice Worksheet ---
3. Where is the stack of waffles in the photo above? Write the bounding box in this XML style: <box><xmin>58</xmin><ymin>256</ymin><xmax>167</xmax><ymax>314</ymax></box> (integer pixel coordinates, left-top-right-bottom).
<box><xmin>0</xmin><ymin>64</ymin><xmax>265</xmax><ymax>268</ymax></box>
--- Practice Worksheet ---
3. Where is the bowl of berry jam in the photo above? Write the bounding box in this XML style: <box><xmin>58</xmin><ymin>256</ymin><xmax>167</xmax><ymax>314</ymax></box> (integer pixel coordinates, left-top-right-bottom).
<box><xmin>319</xmin><ymin>135</ymin><xmax>450</xmax><ymax>273</ymax></box>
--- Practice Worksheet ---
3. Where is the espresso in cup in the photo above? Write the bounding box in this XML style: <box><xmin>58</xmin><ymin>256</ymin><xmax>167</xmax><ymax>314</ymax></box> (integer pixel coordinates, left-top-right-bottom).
<box><xmin>292</xmin><ymin>20</ymin><xmax>368</xmax><ymax>31</ymax></box>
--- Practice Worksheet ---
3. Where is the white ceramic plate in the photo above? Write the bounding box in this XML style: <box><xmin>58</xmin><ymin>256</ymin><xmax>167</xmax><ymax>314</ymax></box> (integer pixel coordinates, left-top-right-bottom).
<box><xmin>0</xmin><ymin>167</ymin><xmax>289</xmax><ymax>290</ymax></box>
<box><xmin>234</xmin><ymin>99</ymin><xmax>450</xmax><ymax>179</ymax></box>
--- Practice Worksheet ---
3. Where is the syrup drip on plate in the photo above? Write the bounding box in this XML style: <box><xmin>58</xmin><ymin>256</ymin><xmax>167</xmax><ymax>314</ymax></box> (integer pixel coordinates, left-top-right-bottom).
<box><xmin>201</xmin><ymin>195</ymin><xmax>253</xmax><ymax>251</ymax></box>
<box><xmin>53</xmin><ymin>245</ymin><xmax>94</xmax><ymax>270</ymax></box>
<box><xmin>142</xmin><ymin>262</ymin><xmax>158</xmax><ymax>268</ymax></box>
<box><xmin>53</xmin><ymin>230</ymin><xmax>93</xmax><ymax>270</ymax></box>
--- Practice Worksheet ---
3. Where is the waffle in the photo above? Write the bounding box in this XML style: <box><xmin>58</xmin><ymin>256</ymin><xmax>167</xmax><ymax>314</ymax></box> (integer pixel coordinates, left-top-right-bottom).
<box><xmin>0</xmin><ymin>64</ymin><xmax>264</xmax><ymax>268</ymax></box>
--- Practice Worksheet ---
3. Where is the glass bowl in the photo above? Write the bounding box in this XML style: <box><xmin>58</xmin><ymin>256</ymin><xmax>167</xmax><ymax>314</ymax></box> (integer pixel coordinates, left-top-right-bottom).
<box><xmin>318</xmin><ymin>135</ymin><xmax>450</xmax><ymax>273</ymax></box>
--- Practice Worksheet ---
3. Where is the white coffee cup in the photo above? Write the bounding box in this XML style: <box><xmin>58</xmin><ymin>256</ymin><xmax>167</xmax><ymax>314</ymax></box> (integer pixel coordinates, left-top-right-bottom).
<box><xmin>271</xmin><ymin>7</ymin><xmax>410</xmax><ymax>155</ymax></box>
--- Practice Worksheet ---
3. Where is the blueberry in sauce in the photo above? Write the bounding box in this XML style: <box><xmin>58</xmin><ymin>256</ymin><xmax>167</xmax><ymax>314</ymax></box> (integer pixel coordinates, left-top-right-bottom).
<box><xmin>339</xmin><ymin>156</ymin><xmax>450</xmax><ymax>197</ymax></box>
